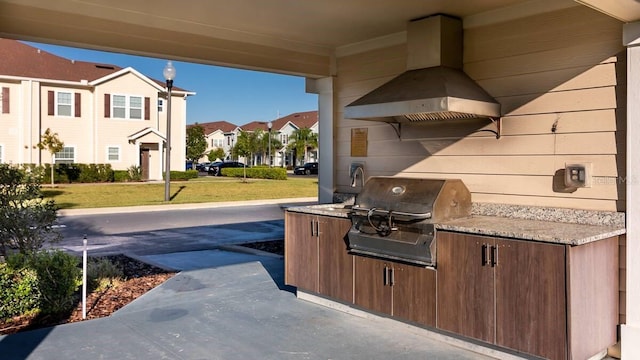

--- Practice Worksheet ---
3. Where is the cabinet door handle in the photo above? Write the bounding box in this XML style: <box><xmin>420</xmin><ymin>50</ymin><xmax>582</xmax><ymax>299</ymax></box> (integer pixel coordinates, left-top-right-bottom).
<box><xmin>490</xmin><ymin>245</ymin><xmax>498</xmax><ymax>267</ymax></box>
<box><xmin>310</xmin><ymin>220</ymin><xmax>315</xmax><ymax>236</ymax></box>
<box><xmin>481</xmin><ymin>244</ymin><xmax>488</xmax><ymax>266</ymax></box>
<box><xmin>389</xmin><ymin>268</ymin><xmax>395</xmax><ymax>286</ymax></box>
<box><xmin>383</xmin><ymin>266</ymin><xmax>389</xmax><ymax>286</ymax></box>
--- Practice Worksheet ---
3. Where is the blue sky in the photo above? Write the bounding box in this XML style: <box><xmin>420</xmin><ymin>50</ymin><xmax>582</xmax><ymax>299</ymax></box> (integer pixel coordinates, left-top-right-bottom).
<box><xmin>26</xmin><ymin>42</ymin><xmax>318</xmax><ymax>126</ymax></box>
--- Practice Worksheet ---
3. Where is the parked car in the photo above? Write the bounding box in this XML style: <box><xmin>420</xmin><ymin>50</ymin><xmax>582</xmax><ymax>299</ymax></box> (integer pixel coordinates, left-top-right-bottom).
<box><xmin>207</xmin><ymin>161</ymin><xmax>246</xmax><ymax>176</ymax></box>
<box><xmin>196</xmin><ymin>162</ymin><xmax>211</xmax><ymax>172</ymax></box>
<box><xmin>294</xmin><ymin>162</ymin><xmax>319</xmax><ymax>175</ymax></box>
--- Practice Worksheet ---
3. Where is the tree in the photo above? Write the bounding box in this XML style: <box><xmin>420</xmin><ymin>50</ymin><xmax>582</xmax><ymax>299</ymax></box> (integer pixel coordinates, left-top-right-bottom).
<box><xmin>0</xmin><ymin>164</ymin><xmax>61</xmax><ymax>257</ymax></box>
<box><xmin>37</xmin><ymin>128</ymin><xmax>64</xmax><ymax>187</ymax></box>
<box><xmin>289</xmin><ymin>128</ymin><xmax>318</xmax><ymax>165</ymax></box>
<box><xmin>207</xmin><ymin>148</ymin><xmax>225</xmax><ymax>162</ymax></box>
<box><xmin>235</xmin><ymin>130</ymin><xmax>261</xmax><ymax>166</ymax></box>
<box><xmin>234</xmin><ymin>130</ymin><xmax>255</xmax><ymax>181</ymax></box>
<box><xmin>186</xmin><ymin>125</ymin><xmax>207</xmax><ymax>164</ymax></box>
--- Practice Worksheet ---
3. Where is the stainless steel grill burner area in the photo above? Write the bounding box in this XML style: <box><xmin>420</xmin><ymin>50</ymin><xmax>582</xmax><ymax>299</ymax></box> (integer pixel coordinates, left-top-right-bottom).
<box><xmin>348</xmin><ymin>177</ymin><xmax>471</xmax><ymax>266</ymax></box>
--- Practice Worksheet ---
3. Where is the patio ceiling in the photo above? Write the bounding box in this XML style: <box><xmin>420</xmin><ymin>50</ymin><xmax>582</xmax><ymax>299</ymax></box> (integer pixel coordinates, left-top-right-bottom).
<box><xmin>0</xmin><ymin>0</ymin><xmax>639</xmax><ymax>77</ymax></box>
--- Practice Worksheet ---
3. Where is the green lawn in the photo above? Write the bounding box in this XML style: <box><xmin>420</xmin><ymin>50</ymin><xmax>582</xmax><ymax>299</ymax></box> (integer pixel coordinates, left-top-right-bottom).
<box><xmin>42</xmin><ymin>176</ymin><xmax>318</xmax><ymax>209</ymax></box>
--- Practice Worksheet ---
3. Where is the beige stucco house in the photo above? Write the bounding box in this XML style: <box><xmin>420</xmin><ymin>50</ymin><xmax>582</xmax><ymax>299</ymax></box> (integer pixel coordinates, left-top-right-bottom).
<box><xmin>2</xmin><ymin>0</ymin><xmax>640</xmax><ymax>358</ymax></box>
<box><xmin>0</xmin><ymin>39</ymin><xmax>194</xmax><ymax>180</ymax></box>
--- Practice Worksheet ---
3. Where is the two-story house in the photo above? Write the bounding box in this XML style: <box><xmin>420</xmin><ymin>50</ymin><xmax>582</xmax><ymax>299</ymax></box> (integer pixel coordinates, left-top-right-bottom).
<box><xmin>0</xmin><ymin>39</ymin><xmax>194</xmax><ymax>180</ymax></box>
<box><xmin>192</xmin><ymin>110</ymin><xmax>318</xmax><ymax>167</ymax></box>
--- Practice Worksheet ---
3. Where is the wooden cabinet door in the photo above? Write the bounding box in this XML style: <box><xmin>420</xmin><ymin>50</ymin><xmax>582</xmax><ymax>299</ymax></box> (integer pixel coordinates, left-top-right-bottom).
<box><xmin>436</xmin><ymin>232</ymin><xmax>495</xmax><ymax>343</ymax></box>
<box><xmin>354</xmin><ymin>256</ymin><xmax>392</xmax><ymax>315</ymax></box>
<box><xmin>284</xmin><ymin>212</ymin><xmax>318</xmax><ymax>292</ymax></box>
<box><xmin>392</xmin><ymin>264</ymin><xmax>436</xmax><ymax>327</ymax></box>
<box><xmin>318</xmin><ymin>217</ymin><xmax>353</xmax><ymax>303</ymax></box>
<box><xmin>495</xmin><ymin>239</ymin><xmax>567</xmax><ymax>360</ymax></box>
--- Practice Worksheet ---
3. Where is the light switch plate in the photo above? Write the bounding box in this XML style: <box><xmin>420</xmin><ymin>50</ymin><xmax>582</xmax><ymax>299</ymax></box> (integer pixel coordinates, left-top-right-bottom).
<box><xmin>565</xmin><ymin>163</ymin><xmax>592</xmax><ymax>188</ymax></box>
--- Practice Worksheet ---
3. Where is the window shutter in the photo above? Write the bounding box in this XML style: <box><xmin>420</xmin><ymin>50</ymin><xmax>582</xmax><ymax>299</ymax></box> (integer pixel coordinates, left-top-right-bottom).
<box><xmin>104</xmin><ymin>94</ymin><xmax>110</xmax><ymax>118</ymax></box>
<box><xmin>144</xmin><ymin>97</ymin><xmax>150</xmax><ymax>120</ymax></box>
<box><xmin>48</xmin><ymin>91</ymin><xmax>54</xmax><ymax>115</ymax></box>
<box><xmin>1</xmin><ymin>87</ymin><xmax>9</xmax><ymax>114</ymax></box>
<box><xmin>74</xmin><ymin>93</ymin><xmax>81</xmax><ymax>117</ymax></box>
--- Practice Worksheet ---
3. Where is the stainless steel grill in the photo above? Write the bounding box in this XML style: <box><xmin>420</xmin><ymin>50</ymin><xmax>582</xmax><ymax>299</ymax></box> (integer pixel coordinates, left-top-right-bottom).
<box><xmin>348</xmin><ymin>177</ymin><xmax>471</xmax><ymax>266</ymax></box>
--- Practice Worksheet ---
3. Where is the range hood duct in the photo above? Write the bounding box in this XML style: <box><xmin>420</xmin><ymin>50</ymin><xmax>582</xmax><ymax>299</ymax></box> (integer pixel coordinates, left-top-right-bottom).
<box><xmin>344</xmin><ymin>14</ymin><xmax>501</xmax><ymax>123</ymax></box>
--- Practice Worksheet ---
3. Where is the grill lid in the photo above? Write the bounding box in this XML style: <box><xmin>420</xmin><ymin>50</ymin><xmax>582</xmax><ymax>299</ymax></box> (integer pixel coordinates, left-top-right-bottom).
<box><xmin>352</xmin><ymin>177</ymin><xmax>471</xmax><ymax>221</ymax></box>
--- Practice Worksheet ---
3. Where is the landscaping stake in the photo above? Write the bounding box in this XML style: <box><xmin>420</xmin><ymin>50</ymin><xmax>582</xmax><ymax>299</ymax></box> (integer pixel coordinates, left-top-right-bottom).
<box><xmin>82</xmin><ymin>235</ymin><xmax>87</xmax><ymax>320</ymax></box>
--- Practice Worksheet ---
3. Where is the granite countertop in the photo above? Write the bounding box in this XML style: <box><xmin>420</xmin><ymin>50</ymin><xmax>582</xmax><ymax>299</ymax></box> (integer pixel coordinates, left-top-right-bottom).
<box><xmin>286</xmin><ymin>203</ymin><xmax>626</xmax><ymax>246</ymax></box>
<box><xmin>286</xmin><ymin>204</ymin><xmax>352</xmax><ymax>218</ymax></box>
<box><xmin>436</xmin><ymin>215</ymin><xmax>625</xmax><ymax>246</ymax></box>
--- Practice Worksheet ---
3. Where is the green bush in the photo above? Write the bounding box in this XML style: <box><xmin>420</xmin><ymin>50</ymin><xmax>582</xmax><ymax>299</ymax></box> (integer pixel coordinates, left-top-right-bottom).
<box><xmin>87</xmin><ymin>257</ymin><xmax>124</xmax><ymax>291</ymax></box>
<box><xmin>165</xmin><ymin>170</ymin><xmax>199</xmax><ymax>181</ymax></box>
<box><xmin>77</xmin><ymin>164</ymin><xmax>114</xmax><ymax>183</ymax></box>
<box><xmin>40</xmin><ymin>163</ymin><xmax>115</xmax><ymax>184</ymax></box>
<box><xmin>0</xmin><ymin>263</ymin><xmax>40</xmax><ymax>319</ymax></box>
<box><xmin>113</xmin><ymin>170</ymin><xmax>129</xmax><ymax>182</ymax></box>
<box><xmin>9</xmin><ymin>250</ymin><xmax>81</xmax><ymax>314</ymax></box>
<box><xmin>223</xmin><ymin>167</ymin><xmax>287</xmax><ymax>180</ymax></box>
<box><xmin>127</xmin><ymin>165</ymin><xmax>142</xmax><ymax>181</ymax></box>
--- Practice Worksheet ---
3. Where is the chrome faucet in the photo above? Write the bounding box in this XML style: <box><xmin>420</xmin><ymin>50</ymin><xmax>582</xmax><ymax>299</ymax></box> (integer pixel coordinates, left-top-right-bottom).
<box><xmin>350</xmin><ymin>164</ymin><xmax>365</xmax><ymax>188</ymax></box>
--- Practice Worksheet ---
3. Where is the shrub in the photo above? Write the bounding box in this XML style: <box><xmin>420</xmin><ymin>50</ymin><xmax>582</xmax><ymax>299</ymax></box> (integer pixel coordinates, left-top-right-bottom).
<box><xmin>0</xmin><ymin>262</ymin><xmax>40</xmax><ymax>319</ymax></box>
<box><xmin>9</xmin><ymin>250</ymin><xmax>81</xmax><ymax>314</ymax></box>
<box><xmin>223</xmin><ymin>167</ymin><xmax>287</xmax><ymax>180</ymax></box>
<box><xmin>0</xmin><ymin>164</ymin><xmax>62</xmax><ymax>257</ymax></box>
<box><xmin>127</xmin><ymin>165</ymin><xmax>142</xmax><ymax>182</ymax></box>
<box><xmin>113</xmin><ymin>170</ymin><xmax>129</xmax><ymax>182</ymax></box>
<box><xmin>86</xmin><ymin>257</ymin><xmax>124</xmax><ymax>291</ymax></box>
<box><xmin>166</xmin><ymin>170</ymin><xmax>199</xmax><ymax>181</ymax></box>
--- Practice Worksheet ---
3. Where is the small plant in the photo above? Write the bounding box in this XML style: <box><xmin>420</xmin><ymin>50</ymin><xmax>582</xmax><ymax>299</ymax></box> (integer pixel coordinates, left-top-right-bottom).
<box><xmin>127</xmin><ymin>165</ymin><xmax>142</xmax><ymax>181</ymax></box>
<box><xmin>87</xmin><ymin>257</ymin><xmax>124</xmax><ymax>291</ymax></box>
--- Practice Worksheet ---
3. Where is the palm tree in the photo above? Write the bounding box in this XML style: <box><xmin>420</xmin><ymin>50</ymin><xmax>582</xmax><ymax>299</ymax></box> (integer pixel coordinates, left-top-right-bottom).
<box><xmin>289</xmin><ymin>128</ymin><xmax>318</xmax><ymax>165</ymax></box>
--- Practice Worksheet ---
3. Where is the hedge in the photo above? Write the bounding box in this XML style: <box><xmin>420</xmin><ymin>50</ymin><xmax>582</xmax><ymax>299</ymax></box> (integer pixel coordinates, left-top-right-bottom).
<box><xmin>164</xmin><ymin>170</ymin><xmax>199</xmax><ymax>181</ymax></box>
<box><xmin>222</xmin><ymin>167</ymin><xmax>287</xmax><ymax>180</ymax></box>
<box><xmin>21</xmin><ymin>164</ymin><xmax>198</xmax><ymax>183</ymax></box>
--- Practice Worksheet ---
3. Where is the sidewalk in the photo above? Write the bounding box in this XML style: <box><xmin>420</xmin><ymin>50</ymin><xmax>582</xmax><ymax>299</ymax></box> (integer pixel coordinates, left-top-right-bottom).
<box><xmin>57</xmin><ymin>197</ymin><xmax>319</xmax><ymax>216</ymax></box>
<box><xmin>0</xmin><ymin>249</ymin><xmax>502</xmax><ymax>360</ymax></box>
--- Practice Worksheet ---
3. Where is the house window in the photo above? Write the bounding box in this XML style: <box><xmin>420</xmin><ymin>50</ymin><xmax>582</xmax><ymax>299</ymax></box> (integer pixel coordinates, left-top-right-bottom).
<box><xmin>112</xmin><ymin>95</ymin><xmax>143</xmax><ymax>120</ymax></box>
<box><xmin>107</xmin><ymin>146</ymin><xmax>120</xmax><ymax>162</ymax></box>
<box><xmin>57</xmin><ymin>92</ymin><xmax>73</xmax><ymax>116</ymax></box>
<box><xmin>129</xmin><ymin>96</ymin><xmax>142</xmax><ymax>119</ymax></box>
<box><xmin>54</xmin><ymin>146</ymin><xmax>75</xmax><ymax>164</ymax></box>
<box><xmin>158</xmin><ymin>99</ymin><xmax>165</xmax><ymax>112</ymax></box>
<box><xmin>214</xmin><ymin>139</ymin><xmax>223</xmax><ymax>148</ymax></box>
<box><xmin>280</xmin><ymin>134</ymin><xmax>288</xmax><ymax>145</ymax></box>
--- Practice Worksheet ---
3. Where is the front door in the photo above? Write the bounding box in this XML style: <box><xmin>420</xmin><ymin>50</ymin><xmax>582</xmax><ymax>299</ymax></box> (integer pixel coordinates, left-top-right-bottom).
<box><xmin>140</xmin><ymin>149</ymin><xmax>150</xmax><ymax>180</ymax></box>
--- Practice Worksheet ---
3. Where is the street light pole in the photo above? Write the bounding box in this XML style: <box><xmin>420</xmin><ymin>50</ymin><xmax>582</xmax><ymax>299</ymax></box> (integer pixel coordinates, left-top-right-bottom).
<box><xmin>163</xmin><ymin>61</ymin><xmax>176</xmax><ymax>202</ymax></box>
<box><xmin>267</xmin><ymin>121</ymin><xmax>272</xmax><ymax>167</ymax></box>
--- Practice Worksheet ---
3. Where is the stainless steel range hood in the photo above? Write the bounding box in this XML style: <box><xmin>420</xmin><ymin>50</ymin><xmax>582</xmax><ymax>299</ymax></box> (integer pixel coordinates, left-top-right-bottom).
<box><xmin>344</xmin><ymin>15</ymin><xmax>501</xmax><ymax>123</ymax></box>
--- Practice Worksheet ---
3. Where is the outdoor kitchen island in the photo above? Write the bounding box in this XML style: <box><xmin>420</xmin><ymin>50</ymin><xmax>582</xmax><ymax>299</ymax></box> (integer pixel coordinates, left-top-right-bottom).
<box><xmin>284</xmin><ymin>203</ymin><xmax>625</xmax><ymax>360</ymax></box>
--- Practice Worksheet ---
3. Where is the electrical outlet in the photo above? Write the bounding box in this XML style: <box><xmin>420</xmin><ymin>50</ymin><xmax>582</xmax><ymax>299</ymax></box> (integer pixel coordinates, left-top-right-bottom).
<box><xmin>564</xmin><ymin>163</ymin><xmax>592</xmax><ymax>188</ymax></box>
